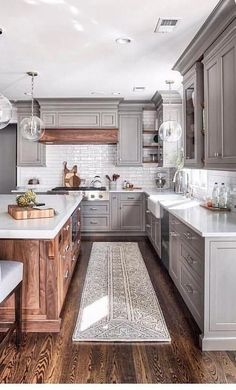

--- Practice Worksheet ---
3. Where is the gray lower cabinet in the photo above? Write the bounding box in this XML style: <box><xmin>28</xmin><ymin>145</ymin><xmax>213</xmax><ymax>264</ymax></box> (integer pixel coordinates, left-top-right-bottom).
<box><xmin>81</xmin><ymin>201</ymin><xmax>110</xmax><ymax>232</ymax></box>
<box><xmin>146</xmin><ymin>208</ymin><xmax>161</xmax><ymax>258</ymax></box>
<box><xmin>203</xmin><ymin>20</ymin><xmax>236</xmax><ymax>169</ymax></box>
<box><xmin>117</xmin><ymin>112</ymin><xmax>142</xmax><ymax>166</ymax></box>
<box><xmin>17</xmin><ymin>103</ymin><xmax>46</xmax><ymax>167</ymax></box>
<box><xmin>169</xmin><ymin>213</ymin><xmax>236</xmax><ymax>351</ymax></box>
<box><xmin>110</xmin><ymin>193</ymin><xmax>144</xmax><ymax>232</ymax></box>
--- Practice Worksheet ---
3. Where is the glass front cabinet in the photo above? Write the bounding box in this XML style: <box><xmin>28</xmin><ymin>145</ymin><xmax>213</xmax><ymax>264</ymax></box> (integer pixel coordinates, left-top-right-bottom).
<box><xmin>183</xmin><ymin>62</ymin><xmax>204</xmax><ymax>168</ymax></box>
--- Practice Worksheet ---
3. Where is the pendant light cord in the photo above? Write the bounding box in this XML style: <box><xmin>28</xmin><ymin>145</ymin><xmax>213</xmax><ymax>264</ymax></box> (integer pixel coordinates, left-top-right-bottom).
<box><xmin>31</xmin><ymin>74</ymin><xmax>34</xmax><ymax>119</ymax></box>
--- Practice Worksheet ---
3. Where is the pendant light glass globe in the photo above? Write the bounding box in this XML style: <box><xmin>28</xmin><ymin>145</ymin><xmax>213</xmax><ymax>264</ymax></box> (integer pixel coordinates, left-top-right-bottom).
<box><xmin>159</xmin><ymin>120</ymin><xmax>182</xmax><ymax>142</ymax></box>
<box><xmin>21</xmin><ymin>116</ymin><xmax>45</xmax><ymax>142</ymax></box>
<box><xmin>0</xmin><ymin>94</ymin><xmax>12</xmax><ymax>129</ymax></box>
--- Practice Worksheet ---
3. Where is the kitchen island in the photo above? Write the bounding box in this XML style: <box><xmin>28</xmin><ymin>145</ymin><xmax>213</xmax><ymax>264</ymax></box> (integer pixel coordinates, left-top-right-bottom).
<box><xmin>0</xmin><ymin>194</ymin><xmax>82</xmax><ymax>332</ymax></box>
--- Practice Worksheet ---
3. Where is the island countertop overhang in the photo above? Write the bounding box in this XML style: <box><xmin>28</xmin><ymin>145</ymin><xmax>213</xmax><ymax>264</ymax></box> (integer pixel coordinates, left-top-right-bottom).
<box><xmin>0</xmin><ymin>194</ymin><xmax>83</xmax><ymax>240</ymax></box>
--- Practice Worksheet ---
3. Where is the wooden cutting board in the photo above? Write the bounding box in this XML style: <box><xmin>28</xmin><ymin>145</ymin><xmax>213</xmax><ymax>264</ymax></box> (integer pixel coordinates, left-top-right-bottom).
<box><xmin>8</xmin><ymin>205</ymin><xmax>55</xmax><ymax>220</ymax></box>
<box><xmin>63</xmin><ymin>161</ymin><xmax>81</xmax><ymax>187</ymax></box>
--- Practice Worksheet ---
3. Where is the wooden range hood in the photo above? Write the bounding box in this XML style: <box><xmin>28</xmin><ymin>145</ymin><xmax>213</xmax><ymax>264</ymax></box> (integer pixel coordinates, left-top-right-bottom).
<box><xmin>39</xmin><ymin>128</ymin><xmax>118</xmax><ymax>144</ymax></box>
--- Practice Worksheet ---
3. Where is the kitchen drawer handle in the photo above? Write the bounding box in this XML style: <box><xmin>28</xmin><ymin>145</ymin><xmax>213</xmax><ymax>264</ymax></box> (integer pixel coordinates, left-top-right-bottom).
<box><xmin>64</xmin><ymin>224</ymin><xmax>70</xmax><ymax>231</ymax></box>
<box><xmin>90</xmin><ymin>221</ymin><xmax>98</xmax><ymax>225</ymax></box>
<box><xmin>146</xmin><ymin>224</ymin><xmax>151</xmax><ymax>228</ymax></box>
<box><xmin>127</xmin><ymin>197</ymin><xmax>135</xmax><ymax>200</ymax></box>
<box><xmin>146</xmin><ymin>210</ymin><xmax>150</xmax><ymax>214</ymax></box>
<box><xmin>183</xmin><ymin>232</ymin><xmax>198</xmax><ymax>240</ymax></box>
<box><xmin>64</xmin><ymin>270</ymin><xmax>69</xmax><ymax>279</ymax></box>
<box><xmin>77</xmin><ymin>221</ymin><xmax>81</xmax><ymax>227</ymax></box>
<box><xmin>90</xmin><ymin>207</ymin><xmax>98</xmax><ymax>211</ymax></box>
<box><xmin>183</xmin><ymin>254</ymin><xmax>196</xmax><ymax>266</ymax></box>
<box><xmin>64</xmin><ymin>245</ymin><xmax>70</xmax><ymax>253</ymax></box>
<box><xmin>184</xmin><ymin>283</ymin><xmax>196</xmax><ymax>294</ymax></box>
<box><xmin>170</xmin><ymin>231</ymin><xmax>180</xmax><ymax>237</ymax></box>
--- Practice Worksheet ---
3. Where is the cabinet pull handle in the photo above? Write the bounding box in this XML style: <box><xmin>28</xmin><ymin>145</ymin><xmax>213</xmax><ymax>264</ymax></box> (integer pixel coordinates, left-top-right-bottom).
<box><xmin>64</xmin><ymin>224</ymin><xmax>70</xmax><ymax>231</ymax></box>
<box><xmin>184</xmin><ymin>283</ymin><xmax>195</xmax><ymax>294</ymax></box>
<box><xmin>171</xmin><ymin>220</ymin><xmax>180</xmax><ymax>225</ymax></box>
<box><xmin>90</xmin><ymin>207</ymin><xmax>98</xmax><ymax>211</ymax></box>
<box><xmin>183</xmin><ymin>232</ymin><xmax>198</xmax><ymax>240</ymax></box>
<box><xmin>64</xmin><ymin>270</ymin><xmax>69</xmax><ymax>279</ymax></box>
<box><xmin>64</xmin><ymin>245</ymin><xmax>70</xmax><ymax>253</ymax></box>
<box><xmin>72</xmin><ymin>255</ymin><xmax>76</xmax><ymax>262</ymax></box>
<box><xmin>77</xmin><ymin>221</ymin><xmax>80</xmax><ymax>227</ymax></box>
<box><xmin>78</xmin><ymin>239</ymin><xmax>80</xmax><ymax>245</ymax></box>
<box><xmin>170</xmin><ymin>231</ymin><xmax>180</xmax><ymax>237</ymax></box>
<box><xmin>90</xmin><ymin>221</ymin><xmax>98</xmax><ymax>225</ymax></box>
<box><xmin>128</xmin><ymin>197</ymin><xmax>135</xmax><ymax>200</ymax></box>
<box><xmin>146</xmin><ymin>210</ymin><xmax>150</xmax><ymax>214</ymax></box>
<box><xmin>183</xmin><ymin>254</ymin><xmax>196</xmax><ymax>266</ymax></box>
<box><xmin>146</xmin><ymin>224</ymin><xmax>151</xmax><ymax>228</ymax></box>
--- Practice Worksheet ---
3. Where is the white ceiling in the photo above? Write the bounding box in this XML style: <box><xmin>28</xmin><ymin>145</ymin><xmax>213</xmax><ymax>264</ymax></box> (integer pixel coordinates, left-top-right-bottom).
<box><xmin>0</xmin><ymin>0</ymin><xmax>219</xmax><ymax>101</ymax></box>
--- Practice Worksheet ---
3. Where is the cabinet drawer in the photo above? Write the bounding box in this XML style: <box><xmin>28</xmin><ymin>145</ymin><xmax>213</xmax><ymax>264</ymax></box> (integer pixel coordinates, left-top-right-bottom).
<box><xmin>179</xmin><ymin>240</ymin><xmax>203</xmax><ymax>279</ymax></box>
<box><xmin>120</xmin><ymin>192</ymin><xmax>142</xmax><ymax>201</ymax></box>
<box><xmin>81</xmin><ymin>203</ymin><xmax>109</xmax><ymax>215</ymax></box>
<box><xmin>169</xmin><ymin>214</ymin><xmax>204</xmax><ymax>256</ymax></box>
<box><xmin>81</xmin><ymin>216</ymin><xmax>110</xmax><ymax>231</ymax></box>
<box><xmin>179</xmin><ymin>261</ymin><xmax>203</xmax><ymax>330</ymax></box>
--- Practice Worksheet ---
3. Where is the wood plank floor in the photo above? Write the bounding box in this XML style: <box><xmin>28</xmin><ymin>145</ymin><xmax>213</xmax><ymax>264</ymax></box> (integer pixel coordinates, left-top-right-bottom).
<box><xmin>1</xmin><ymin>238</ymin><xmax>236</xmax><ymax>384</ymax></box>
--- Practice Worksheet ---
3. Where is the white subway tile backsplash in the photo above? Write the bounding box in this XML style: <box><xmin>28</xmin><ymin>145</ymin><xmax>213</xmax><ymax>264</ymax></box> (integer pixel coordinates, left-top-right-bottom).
<box><xmin>17</xmin><ymin>144</ymin><xmax>171</xmax><ymax>189</ymax></box>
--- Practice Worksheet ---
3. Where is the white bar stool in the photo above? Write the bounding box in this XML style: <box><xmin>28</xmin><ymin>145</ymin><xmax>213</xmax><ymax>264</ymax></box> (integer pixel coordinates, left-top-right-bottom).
<box><xmin>0</xmin><ymin>261</ymin><xmax>23</xmax><ymax>348</ymax></box>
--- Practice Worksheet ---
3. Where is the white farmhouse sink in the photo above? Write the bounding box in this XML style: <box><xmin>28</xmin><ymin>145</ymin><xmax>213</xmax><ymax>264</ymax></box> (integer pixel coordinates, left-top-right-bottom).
<box><xmin>147</xmin><ymin>194</ymin><xmax>185</xmax><ymax>218</ymax></box>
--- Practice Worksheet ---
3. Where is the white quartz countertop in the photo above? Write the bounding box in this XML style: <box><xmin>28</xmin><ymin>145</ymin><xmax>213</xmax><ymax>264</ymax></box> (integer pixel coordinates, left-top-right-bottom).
<box><xmin>158</xmin><ymin>198</ymin><xmax>236</xmax><ymax>238</ymax></box>
<box><xmin>0</xmin><ymin>194</ymin><xmax>82</xmax><ymax>240</ymax></box>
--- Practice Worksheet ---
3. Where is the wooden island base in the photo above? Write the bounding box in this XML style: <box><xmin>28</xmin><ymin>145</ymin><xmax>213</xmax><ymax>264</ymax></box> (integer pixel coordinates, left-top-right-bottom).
<box><xmin>0</xmin><ymin>207</ymin><xmax>81</xmax><ymax>333</ymax></box>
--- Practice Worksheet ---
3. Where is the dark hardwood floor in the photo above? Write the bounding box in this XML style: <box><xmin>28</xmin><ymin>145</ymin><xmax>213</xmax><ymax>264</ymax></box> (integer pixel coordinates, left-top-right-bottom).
<box><xmin>1</xmin><ymin>238</ymin><xmax>236</xmax><ymax>384</ymax></box>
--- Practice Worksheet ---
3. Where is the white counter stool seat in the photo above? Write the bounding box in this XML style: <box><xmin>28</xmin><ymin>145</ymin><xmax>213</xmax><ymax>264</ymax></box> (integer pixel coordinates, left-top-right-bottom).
<box><xmin>0</xmin><ymin>261</ymin><xmax>23</xmax><ymax>348</ymax></box>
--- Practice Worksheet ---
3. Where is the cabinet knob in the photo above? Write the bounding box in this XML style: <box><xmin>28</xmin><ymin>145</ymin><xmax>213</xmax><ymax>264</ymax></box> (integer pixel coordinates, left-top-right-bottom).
<box><xmin>64</xmin><ymin>270</ymin><xmax>69</xmax><ymax>279</ymax></box>
<box><xmin>64</xmin><ymin>224</ymin><xmax>70</xmax><ymax>231</ymax></box>
<box><xmin>64</xmin><ymin>244</ymin><xmax>70</xmax><ymax>253</ymax></box>
<box><xmin>72</xmin><ymin>255</ymin><xmax>76</xmax><ymax>262</ymax></box>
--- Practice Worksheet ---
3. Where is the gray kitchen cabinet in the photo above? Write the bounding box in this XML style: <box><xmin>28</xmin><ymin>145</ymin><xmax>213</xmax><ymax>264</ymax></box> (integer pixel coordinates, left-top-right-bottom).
<box><xmin>17</xmin><ymin>103</ymin><xmax>46</xmax><ymax>167</ymax></box>
<box><xmin>146</xmin><ymin>208</ymin><xmax>161</xmax><ymax>258</ymax></box>
<box><xmin>38</xmin><ymin>99</ymin><xmax>119</xmax><ymax>129</ymax></box>
<box><xmin>120</xmin><ymin>201</ymin><xmax>143</xmax><ymax>231</ymax></box>
<box><xmin>183</xmin><ymin>62</ymin><xmax>204</xmax><ymax>168</ymax></box>
<box><xmin>110</xmin><ymin>193</ymin><xmax>144</xmax><ymax>232</ymax></box>
<box><xmin>169</xmin><ymin>230</ymin><xmax>180</xmax><ymax>288</ymax></box>
<box><xmin>117</xmin><ymin>112</ymin><xmax>142</xmax><ymax>166</ymax></box>
<box><xmin>81</xmin><ymin>201</ymin><xmax>110</xmax><ymax>232</ymax></box>
<box><xmin>203</xmin><ymin>20</ymin><xmax>236</xmax><ymax>169</ymax></box>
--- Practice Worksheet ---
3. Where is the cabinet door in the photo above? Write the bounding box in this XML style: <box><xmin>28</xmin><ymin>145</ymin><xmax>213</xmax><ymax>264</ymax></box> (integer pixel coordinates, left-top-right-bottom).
<box><xmin>117</xmin><ymin>113</ymin><xmax>142</xmax><ymax>166</ymax></box>
<box><xmin>101</xmin><ymin>111</ymin><xmax>117</xmax><ymax>128</ymax></box>
<box><xmin>110</xmin><ymin>194</ymin><xmax>120</xmax><ymax>230</ymax></box>
<box><xmin>58</xmin><ymin>111</ymin><xmax>100</xmax><ymax>128</ymax></box>
<box><xmin>169</xmin><ymin>230</ymin><xmax>180</xmax><ymax>287</ymax></box>
<box><xmin>209</xmin><ymin>241</ymin><xmax>236</xmax><ymax>331</ymax></box>
<box><xmin>183</xmin><ymin>63</ymin><xmax>204</xmax><ymax>168</ymax></box>
<box><xmin>154</xmin><ymin>219</ymin><xmax>161</xmax><ymax>258</ymax></box>
<box><xmin>120</xmin><ymin>202</ymin><xmax>143</xmax><ymax>231</ymax></box>
<box><xmin>17</xmin><ymin>115</ymin><xmax>46</xmax><ymax>167</ymax></box>
<box><xmin>204</xmin><ymin>29</ymin><xmax>236</xmax><ymax>168</ymax></box>
<box><xmin>162</xmin><ymin>104</ymin><xmax>183</xmax><ymax>168</ymax></box>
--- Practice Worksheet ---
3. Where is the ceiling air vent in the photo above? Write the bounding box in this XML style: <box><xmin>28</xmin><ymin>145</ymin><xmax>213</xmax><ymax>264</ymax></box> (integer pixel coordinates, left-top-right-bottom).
<box><xmin>154</xmin><ymin>18</ymin><xmax>180</xmax><ymax>33</ymax></box>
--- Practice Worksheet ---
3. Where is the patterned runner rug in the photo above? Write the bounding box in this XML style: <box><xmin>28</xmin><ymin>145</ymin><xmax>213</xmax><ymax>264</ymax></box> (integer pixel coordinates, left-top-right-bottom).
<box><xmin>73</xmin><ymin>242</ymin><xmax>170</xmax><ymax>342</ymax></box>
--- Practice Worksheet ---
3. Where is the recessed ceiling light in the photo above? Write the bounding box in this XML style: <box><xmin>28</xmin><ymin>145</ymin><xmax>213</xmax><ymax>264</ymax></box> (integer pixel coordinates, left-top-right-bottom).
<box><xmin>116</xmin><ymin>37</ymin><xmax>132</xmax><ymax>44</ymax></box>
<box><xmin>133</xmin><ymin>86</ymin><xmax>146</xmax><ymax>92</ymax></box>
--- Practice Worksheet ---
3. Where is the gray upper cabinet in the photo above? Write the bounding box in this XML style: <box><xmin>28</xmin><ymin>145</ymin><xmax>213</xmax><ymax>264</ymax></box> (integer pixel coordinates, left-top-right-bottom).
<box><xmin>117</xmin><ymin>111</ymin><xmax>142</xmax><ymax>166</ymax></box>
<box><xmin>183</xmin><ymin>62</ymin><xmax>204</xmax><ymax>168</ymax></box>
<box><xmin>203</xmin><ymin>20</ymin><xmax>236</xmax><ymax>169</ymax></box>
<box><xmin>38</xmin><ymin>99</ymin><xmax>120</xmax><ymax>129</ymax></box>
<box><xmin>17</xmin><ymin>102</ymin><xmax>46</xmax><ymax>167</ymax></box>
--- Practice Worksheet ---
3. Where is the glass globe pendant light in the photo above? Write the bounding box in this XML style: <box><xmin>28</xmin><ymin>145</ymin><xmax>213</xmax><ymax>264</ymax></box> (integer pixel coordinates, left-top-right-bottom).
<box><xmin>159</xmin><ymin>80</ymin><xmax>182</xmax><ymax>142</ymax></box>
<box><xmin>20</xmin><ymin>72</ymin><xmax>45</xmax><ymax>142</ymax></box>
<box><xmin>0</xmin><ymin>93</ymin><xmax>12</xmax><ymax>129</ymax></box>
